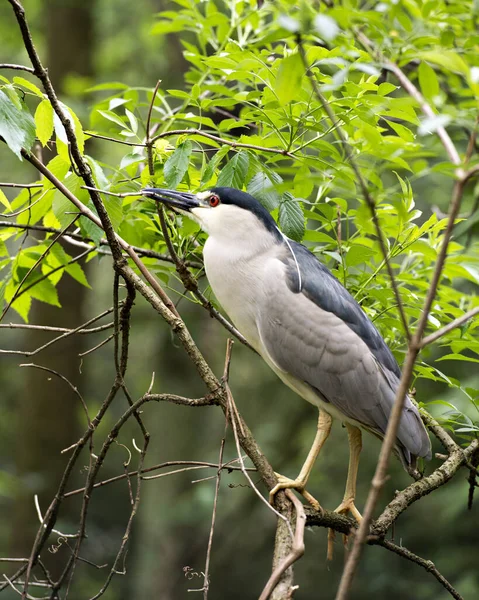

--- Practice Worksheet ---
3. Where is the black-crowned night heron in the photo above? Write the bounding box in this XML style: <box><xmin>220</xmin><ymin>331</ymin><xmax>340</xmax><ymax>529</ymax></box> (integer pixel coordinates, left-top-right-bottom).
<box><xmin>142</xmin><ymin>186</ymin><xmax>432</xmax><ymax>520</ymax></box>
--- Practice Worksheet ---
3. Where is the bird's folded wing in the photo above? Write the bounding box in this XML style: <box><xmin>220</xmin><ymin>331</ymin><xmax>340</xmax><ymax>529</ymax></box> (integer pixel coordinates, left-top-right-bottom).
<box><xmin>256</xmin><ymin>250</ymin><xmax>431</xmax><ymax>460</ymax></box>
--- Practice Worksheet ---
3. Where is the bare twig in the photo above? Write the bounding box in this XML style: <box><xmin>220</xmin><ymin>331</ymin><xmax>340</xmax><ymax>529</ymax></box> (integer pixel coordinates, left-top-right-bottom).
<box><xmin>64</xmin><ymin>460</ymin><xmax>255</xmax><ymax>498</ymax></box>
<box><xmin>334</xmin><ymin>30</ymin><xmax>472</xmax><ymax>599</ymax></box>
<box><xmin>19</xmin><ymin>363</ymin><xmax>90</xmax><ymax>426</ymax></box>
<box><xmin>420</xmin><ymin>306</ymin><xmax>479</xmax><ymax>348</ymax></box>
<box><xmin>0</xmin><ymin>62</ymin><xmax>34</xmax><ymax>73</ymax></box>
<box><xmin>145</xmin><ymin>79</ymin><xmax>162</xmax><ymax>175</ymax></box>
<box><xmin>373</xmin><ymin>539</ymin><xmax>463</xmax><ymax>600</ymax></box>
<box><xmin>0</xmin><ymin>321</ymin><xmax>113</xmax><ymax>335</ymax></box>
<box><xmin>0</xmin><ymin>306</ymin><xmax>116</xmax><ymax>357</ymax></box>
<box><xmin>201</xmin><ymin>381</ymin><xmax>229</xmax><ymax>597</ymax></box>
<box><xmin>372</xmin><ymin>439</ymin><xmax>479</xmax><ymax>537</ymax></box>
<box><xmin>77</xmin><ymin>334</ymin><xmax>114</xmax><ymax>357</ymax></box>
<box><xmin>0</xmin><ymin>181</ymin><xmax>41</xmax><ymax>188</ymax></box>
<box><xmin>259</xmin><ymin>491</ymin><xmax>305</xmax><ymax>600</ymax></box>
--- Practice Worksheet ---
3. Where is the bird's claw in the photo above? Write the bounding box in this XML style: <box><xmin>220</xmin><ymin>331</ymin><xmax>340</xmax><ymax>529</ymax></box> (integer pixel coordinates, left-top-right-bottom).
<box><xmin>333</xmin><ymin>499</ymin><xmax>362</xmax><ymax>522</ymax></box>
<box><xmin>327</xmin><ymin>499</ymin><xmax>362</xmax><ymax>561</ymax></box>
<box><xmin>269</xmin><ymin>473</ymin><xmax>322</xmax><ymax>512</ymax></box>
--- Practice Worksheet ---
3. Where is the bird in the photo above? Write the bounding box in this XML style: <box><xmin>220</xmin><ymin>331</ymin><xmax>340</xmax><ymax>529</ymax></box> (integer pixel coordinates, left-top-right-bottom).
<box><xmin>141</xmin><ymin>185</ymin><xmax>432</xmax><ymax>521</ymax></box>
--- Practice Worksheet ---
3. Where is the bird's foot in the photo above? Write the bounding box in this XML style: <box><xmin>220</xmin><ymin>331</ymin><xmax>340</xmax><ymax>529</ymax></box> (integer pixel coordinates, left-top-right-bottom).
<box><xmin>327</xmin><ymin>498</ymin><xmax>362</xmax><ymax>561</ymax></box>
<box><xmin>269</xmin><ymin>473</ymin><xmax>322</xmax><ymax>512</ymax></box>
<box><xmin>333</xmin><ymin>498</ymin><xmax>362</xmax><ymax>522</ymax></box>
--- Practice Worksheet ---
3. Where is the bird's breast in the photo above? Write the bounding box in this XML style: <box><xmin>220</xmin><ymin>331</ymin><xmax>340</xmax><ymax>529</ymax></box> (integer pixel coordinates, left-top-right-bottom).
<box><xmin>203</xmin><ymin>238</ymin><xmax>276</xmax><ymax>352</ymax></box>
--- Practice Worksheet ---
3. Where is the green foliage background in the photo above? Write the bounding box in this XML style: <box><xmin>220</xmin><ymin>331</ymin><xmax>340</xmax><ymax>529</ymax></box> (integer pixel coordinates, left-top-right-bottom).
<box><xmin>0</xmin><ymin>0</ymin><xmax>478</xmax><ymax>598</ymax></box>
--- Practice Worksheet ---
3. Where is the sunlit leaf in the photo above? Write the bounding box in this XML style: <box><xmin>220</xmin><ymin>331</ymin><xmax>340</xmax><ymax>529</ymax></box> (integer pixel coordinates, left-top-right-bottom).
<box><xmin>34</xmin><ymin>99</ymin><xmax>54</xmax><ymax>146</ymax></box>
<box><xmin>275</xmin><ymin>53</ymin><xmax>303</xmax><ymax>105</ymax></box>
<box><xmin>0</xmin><ymin>89</ymin><xmax>36</xmax><ymax>159</ymax></box>
<box><xmin>164</xmin><ymin>140</ymin><xmax>192</xmax><ymax>188</ymax></box>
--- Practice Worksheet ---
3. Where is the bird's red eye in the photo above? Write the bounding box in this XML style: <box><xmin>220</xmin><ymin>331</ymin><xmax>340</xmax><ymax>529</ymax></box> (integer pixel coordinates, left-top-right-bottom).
<box><xmin>209</xmin><ymin>194</ymin><xmax>220</xmax><ymax>207</ymax></box>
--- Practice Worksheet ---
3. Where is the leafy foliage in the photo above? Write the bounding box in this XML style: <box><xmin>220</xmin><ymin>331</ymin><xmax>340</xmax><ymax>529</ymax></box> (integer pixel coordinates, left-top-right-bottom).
<box><xmin>1</xmin><ymin>0</ymin><xmax>478</xmax><ymax>441</ymax></box>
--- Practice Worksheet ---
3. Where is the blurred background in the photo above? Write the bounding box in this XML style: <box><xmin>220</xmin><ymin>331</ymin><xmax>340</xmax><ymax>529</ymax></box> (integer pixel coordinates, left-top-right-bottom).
<box><xmin>0</xmin><ymin>1</ymin><xmax>478</xmax><ymax>599</ymax></box>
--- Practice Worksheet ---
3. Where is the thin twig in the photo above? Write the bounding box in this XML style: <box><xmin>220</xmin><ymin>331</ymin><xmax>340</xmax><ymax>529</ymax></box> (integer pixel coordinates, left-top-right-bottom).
<box><xmin>420</xmin><ymin>306</ymin><xmax>479</xmax><ymax>348</ymax></box>
<box><xmin>150</xmin><ymin>128</ymin><xmax>293</xmax><ymax>157</ymax></box>
<box><xmin>64</xmin><ymin>459</ymin><xmax>254</xmax><ymax>497</ymax></box>
<box><xmin>201</xmin><ymin>382</ymin><xmax>229</xmax><ymax>597</ymax></box>
<box><xmin>77</xmin><ymin>334</ymin><xmax>114</xmax><ymax>357</ymax></box>
<box><xmin>0</xmin><ymin>181</ymin><xmax>42</xmax><ymax>188</ymax></box>
<box><xmin>84</xmin><ymin>131</ymin><xmax>147</xmax><ymax>147</ymax></box>
<box><xmin>258</xmin><ymin>491</ymin><xmax>305</xmax><ymax>600</ymax></box>
<box><xmin>373</xmin><ymin>539</ymin><xmax>463</xmax><ymax>600</ymax></box>
<box><xmin>224</xmin><ymin>376</ymin><xmax>293</xmax><ymax>535</ymax></box>
<box><xmin>336</xmin><ymin>177</ymin><xmax>470</xmax><ymax>600</ymax></box>
<box><xmin>0</xmin><ymin>62</ymin><xmax>34</xmax><ymax>73</ymax></box>
<box><xmin>0</xmin><ymin>306</ymin><xmax>116</xmax><ymax>357</ymax></box>
<box><xmin>145</xmin><ymin>79</ymin><xmax>162</xmax><ymax>176</ymax></box>
<box><xmin>19</xmin><ymin>363</ymin><xmax>90</xmax><ymax>426</ymax></box>
<box><xmin>0</xmin><ymin>321</ymin><xmax>113</xmax><ymax>335</ymax></box>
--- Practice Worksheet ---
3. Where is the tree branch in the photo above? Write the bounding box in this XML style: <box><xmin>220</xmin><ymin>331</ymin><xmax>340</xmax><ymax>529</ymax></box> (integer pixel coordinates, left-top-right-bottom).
<box><xmin>373</xmin><ymin>539</ymin><xmax>463</xmax><ymax>600</ymax></box>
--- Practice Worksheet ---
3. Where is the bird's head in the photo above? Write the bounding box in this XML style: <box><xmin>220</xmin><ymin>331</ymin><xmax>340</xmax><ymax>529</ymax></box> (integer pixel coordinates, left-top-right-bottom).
<box><xmin>142</xmin><ymin>186</ymin><xmax>281</xmax><ymax>244</ymax></box>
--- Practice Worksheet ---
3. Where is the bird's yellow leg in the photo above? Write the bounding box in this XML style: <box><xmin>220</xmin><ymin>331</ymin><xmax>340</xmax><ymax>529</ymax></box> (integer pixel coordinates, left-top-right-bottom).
<box><xmin>328</xmin><ymin>424</ymin><xmax>362</xmax><ymax>560</ymax></box>
<box><xmin>335</xmin><ymin>423</ymin><xmax>363</xmax><ymax>520</ymax></box>
<box><xmin>269</xmin><ymin>410</ymin><xmax>332</xmax><ymax>511</ymax></box>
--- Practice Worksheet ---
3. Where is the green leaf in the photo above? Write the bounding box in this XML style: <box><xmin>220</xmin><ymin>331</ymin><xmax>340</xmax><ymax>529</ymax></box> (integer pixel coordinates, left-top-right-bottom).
<box><xmin>247</xmin><ymin>171</ymin><xmax>281</xmax><ymax>211</ymax></box>
<box><xmin>0</xmin><ymin>190</ymin><xmax>12</xmax><ymax>212</ymax></box>
<box><xmin>378</xmin><ymin>82</ymin><xmax>397</xmax><ymax>96</ymax></box>
<box><xmin>125</xmin><ymin>108</ymin><xmax>139</xmax><ymax>134</ymax></box>
<box><xmin>418</xmin><ymin>62</ymin><xmax>440</xmax><ymax>100</ymax></box>
<box><xmin>164</xmin><ymin>140</ymin><xmax>192</xmax><ymax>188</ymax></box>
<box><xmin>97</xmin><ymin>109</ymin><xmax>127</xmax><ymax>129</ymax></box>
<box><xmin>279</xmin><ymin>194</ymin><xmax>304</xmax><ymax>241</ymax></box>
<box><xmin>11</xmin><ymin>293</ymin><xmax>32</xmax><ymax>322</ymax></box>
<box><xmin>27</xmin><ymin>277</ymin><xmax>61</xmax><ymax>307</ymax></box>
<box><xmin>216</xmin><ymin>151</ymin><xmax>249</xmax><ymax>188</ymax></box>
<box><xmin>13</xmin><ymin>76</ymin><xmax>43</xmax><ymax>98</ymax></box>
<box><xmin>345</xmin><ymin>244</ymin><xmax>376</xmax><ymax>267</ymax></box>
<box><xmin>34</xmin><ymin>99</ymin><xmax>54</xmax><ymax>146</ymax></box>
<box><xmin>43</xmin><ymin>155</ymin><xmax>70</xmax><ymax>190</ymax></box>
<box><xmin>66</xmin><ymin>262</ymin><xmax>90</xmax><ymax>288</ymax></box>
<box><xmin>120</xmin><ymin>151</ymin><xmax>144</xmax><ymax>170</ymax></box>
<box><xmin>201</xmin><ymin>146</ymin><xmax>230</xmax><ymax>186</ymax></box>
<box><xmin>0</xmin><ymin>89</ymin><xmax>36</xmax><ymax>159</ymax></box>
<box><xmin>80</xmin><ymin>216</ymin><xmax>103</xmax><ymax>247</ymax></box>
<box><xmin>417</xmin><ymin>50</ymin><xmax>469</xmax><ymax>76</ymax></box>
<box><xmin>436</xmin><ymin>354</ymin><xmax>479</xmax><ymax>363</ymax></box>
<box><xmin>103</xmin><ymin>195</ymin><xmax>123</xmax><ymax>232</ymax></box>
<box><xmin>275</xmin><ymin>53</ymin><xmax>304</xmax><ymax>105</ymax></box>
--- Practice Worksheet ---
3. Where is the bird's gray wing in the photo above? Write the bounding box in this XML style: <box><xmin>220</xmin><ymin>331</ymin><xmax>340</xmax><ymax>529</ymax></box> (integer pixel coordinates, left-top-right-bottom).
<box><xmin>256</xmin><ymin>244</ymin><xmax>431</xmax><ymax>463</ymax></box>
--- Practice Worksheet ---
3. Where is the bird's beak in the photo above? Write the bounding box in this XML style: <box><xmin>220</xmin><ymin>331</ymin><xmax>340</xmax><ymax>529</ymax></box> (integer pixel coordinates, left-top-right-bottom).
<box><xmin>141</xmin><ymin>188</ymin><xmax>200</xmax><ymax>212</ymax></box>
